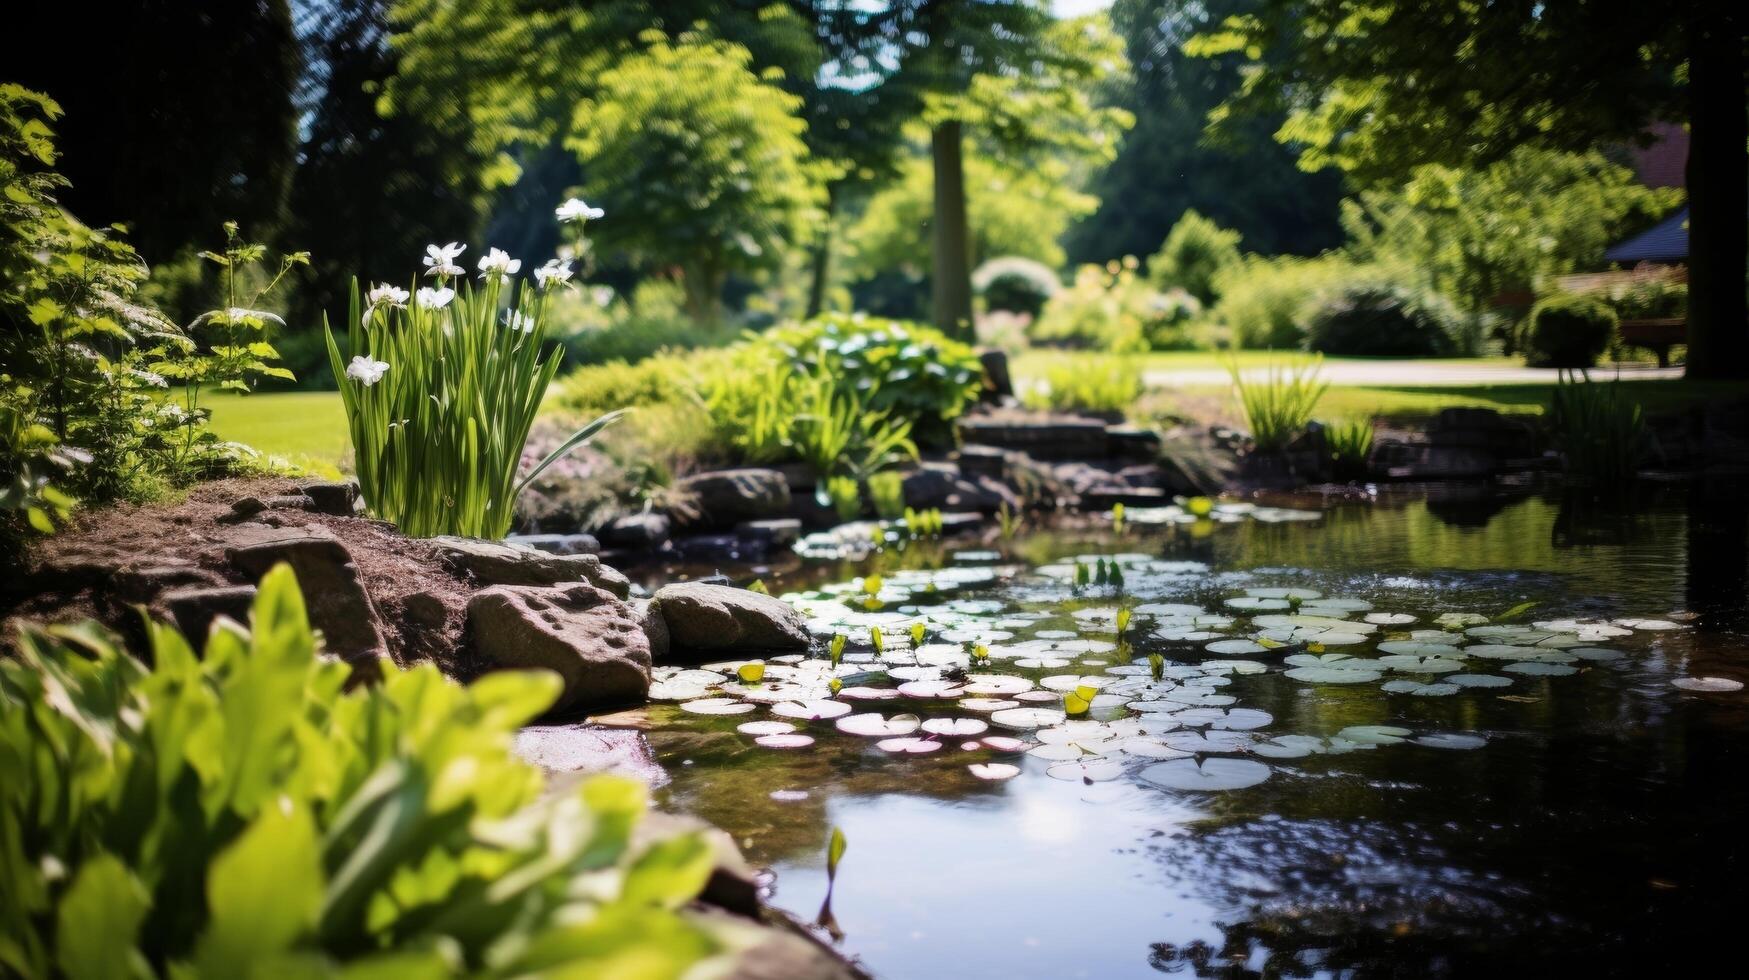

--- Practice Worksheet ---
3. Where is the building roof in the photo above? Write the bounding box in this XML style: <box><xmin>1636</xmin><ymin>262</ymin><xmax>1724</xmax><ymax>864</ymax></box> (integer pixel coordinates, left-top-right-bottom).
<box><xmin>1605</xmin><ymin>207</ymin><xmax>1688</xmax><ymax>263</ymax></box>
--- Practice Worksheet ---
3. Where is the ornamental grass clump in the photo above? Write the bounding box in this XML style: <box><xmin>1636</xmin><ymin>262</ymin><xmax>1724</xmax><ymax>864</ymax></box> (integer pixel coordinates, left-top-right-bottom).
<box><xmin>1229</xmin><ymin>355</ymin><xmax>1328</xmax><ymax>452</ymax></box>
<box><xmin>327</xmin><ymin>208</ymin><xmax>618</xmax><ymax>538</ymax></box>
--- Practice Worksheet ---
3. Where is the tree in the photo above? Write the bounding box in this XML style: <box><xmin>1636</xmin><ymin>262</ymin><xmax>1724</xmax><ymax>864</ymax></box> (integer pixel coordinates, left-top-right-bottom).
<box><xmin>6</xmin><ymin>0</ymin><xmax>300</xmax><ymax>263</ymax></box>
<box><xmin>566</xmin><ymin>34</ymin><xmax>828</xmax><ymax>321</ymax></box>
<box><xmin>873</xmin><ymin>1</ymin><xmax>1125</xmax><ymax>340</ymax></box>
<box><xmin>1192</xmin><ymin>0</ymin><xmax>1746</xmax><ymax>379</ymax></box>
<box><xmin>283</xmin><ymin>0</ymin><xmax>497</xmax><ymax>383</ymax></box>
<box><xmin>1065</xmin><ymin>0</ymin><xmax>1346</xmax><ymax>263</ymax></box>
<box><xmin>1341</xmin><ymin>147</ymin><xmax>1681</xmax><ymax>321</ymax></box>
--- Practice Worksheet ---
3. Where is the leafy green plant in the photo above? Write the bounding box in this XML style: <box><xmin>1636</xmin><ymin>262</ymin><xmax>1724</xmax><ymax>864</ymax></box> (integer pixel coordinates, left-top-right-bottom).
<box><xmin>1608</xmin><ymin>277</ymin><xmax>1686</xmax><ymax>321</ymax></box>
<box><xmin>825</xmin><ymin>475</ymin><xmax>863</xmax><ymax>522</ymax></box>
<box><xmin>1030</xmin><ymin>260</ymin><xmax>1206</xmax><ymax>352</ymax></box>
<box><xmin>1026</xmin><ymin>355</ymin><xmax>1143</xmax><ymax>415</ymax></box>
<box><xmin>1303</xmin><ymin>280</ymin><xmax>1461</xmax><ymax>357</ymax></box>
<box><xmin>0</xmin><ymin>564</ymin><xmax>742</xmax><ymax>977</ymax></box>
<box><xmin>1525</xmin><ymin>293</ymin><xmax>1618</xmax><ymax>368</ymax></box>
<box><xmin>1147</xmin><ymin>208</ymin><xmax>1242</xmax><ymax>305</ymax></box>
<box><xmin>973</xmin><ymin>256</ymin><xmax>1060</xmax><ymax>317</ymax></box>
<box><xmin>1548</xmin><ymin>370</ymin><xmax>1645</xmax><ymax>485</ymax></box>
<box><xmin>326</xmin><ymin>249</ymin><xmax>620</xmax><ymax>538</ymax></box>
<box><xmin>1229</xmin><ymin>356</ymin><xmax>1328</xmax><ymax>452</ymax></box>
<box><xmin>1211</xmin><ymin>254</ymin><xmax>1357</xmax><ymax>349</ymax></box>
<box><xmin>1325</xmin><ymin>417</ymin><xmax>1376</xmax><ymax>480</ymax></box>
<box><xmin>868</xmin><ymin>470</ymin><xmax>907</xmax><ymax>520</ymax></box>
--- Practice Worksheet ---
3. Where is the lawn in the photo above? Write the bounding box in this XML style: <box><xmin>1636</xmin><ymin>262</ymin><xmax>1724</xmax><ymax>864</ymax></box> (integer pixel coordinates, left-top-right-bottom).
<box><xmin>202</xmin><ymin>390</ymin><xmax>351</xmax><ymax>473</ymax></box>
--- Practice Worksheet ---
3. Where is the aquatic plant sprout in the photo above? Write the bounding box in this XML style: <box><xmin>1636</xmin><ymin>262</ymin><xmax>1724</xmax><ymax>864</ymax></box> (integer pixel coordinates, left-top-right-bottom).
<box><xmin>327</xmin><ymin>241</ymin><xmax>620</xmax><ymax>538</ymax></box>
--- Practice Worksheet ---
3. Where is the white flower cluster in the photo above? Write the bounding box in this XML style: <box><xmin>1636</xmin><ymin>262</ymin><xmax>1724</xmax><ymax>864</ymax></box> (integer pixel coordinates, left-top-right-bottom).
<box><xmin>346</xmin><ymin>355</ymin><xmax>390</xmax><ymax>386</ymax></box>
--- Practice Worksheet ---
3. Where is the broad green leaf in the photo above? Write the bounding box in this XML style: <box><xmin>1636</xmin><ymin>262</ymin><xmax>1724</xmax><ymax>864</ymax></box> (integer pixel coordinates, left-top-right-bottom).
<box><xmin>620</xmin><ymin>834</ymin><xmax>715</xmax><ymax>910</ymax></box>
<box><xmin>826</xmin><ymin>825</ymin><xmax>847</xmax><ymax>880</ymax></box>
<box><xmin>197</xmin><ymin>802</ymin><xmax>324</xmax><ymax>974</ymax></box>
<box><xmin>55</xmin><ymin>854</ymin><xmax>150</xmax><ymax>980</ymax></box>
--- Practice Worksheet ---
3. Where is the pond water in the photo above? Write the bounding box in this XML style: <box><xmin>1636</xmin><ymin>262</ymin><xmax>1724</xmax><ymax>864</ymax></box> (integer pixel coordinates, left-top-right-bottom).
<box><xmin>643</xmin><ymin>482</ymin><xmax>1749</xmax><ymax>978</ymax></box>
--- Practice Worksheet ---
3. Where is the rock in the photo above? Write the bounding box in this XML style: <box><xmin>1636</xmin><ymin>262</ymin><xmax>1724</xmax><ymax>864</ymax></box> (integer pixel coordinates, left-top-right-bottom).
<box><xmin>736</xmin><ymin>518</ymin><xmax>801</xmax><ymax>549</ymax></box>
<box><xmin>952</xmin><ymin>444</ymin><xmax>1008</xmax><ymax>480</ymax></box>
<box><xmin>899</xmin><ymin>463</ymin><xmax>1005</xmax><ymax>512</ymax></box>
<box><xmin>648</xmin><ymin>582</ymin><xmax>811</xmax><ymax>656</ymax></box>
<box><xmin>673</xmin><ymin>534</ymin><xmax>755</xmax><ymax>562</ymax></box>
<box><xmin>957</xmin><ymin>416</ymin><xmax>1110</xmax><ymax>460</ymax></box>
<box><xmin>635</xmin><ymin>598</ymin><xmax>670</xmax><ymax>662</ymax></box>
<box><xmin>1106</xmin><ymin>425</ymin><xmax>1163</xmax><ymax>461</ymax></box>
<box><xmin>115</xmin><ymin>564</ymin><xmax>223</xmax><ymax>602</ymax></box>
<box><xmin>428</xmin><ymin>535</ymin><xmax>630</xmax><ymax>599</ymax></box>
<box><xmin>297</xmin><ymin>480</ymin><xmax>360</xmax><ymax>516</ymax></box>
<box><xmin>262</xmin><ymin>494</ymin><xmax>317</xmax><ymax>511</ymax></box>
<box><xmin>978</xmin><ymin>348</ymin><xmax>1014</xmax><ymax>400</ymax></box>
<box><xmin>153</xmin><ymin>584</ymin><xmax>258</xmax><ymax>643</ymax></box>
<box><xmin>638</xmin><ymin>810</ymin><xmax>763</xmax><ymax>918</ymax></box>
<box><xmin>599</xmin><ymin>511</ymin><xmax>671</xmax><ymax>550</ymax></box>
<box><xmin>1155</xmin><ymin>425</ymin><xmax>1243</xmax><ymax>495</ymax></box>
<box><xmin>224</xmin><ymin>496</ymin><xmax>267</xmax><ymax>522</ymax></box>
<box><xmin>466</xmin><ymin>581</ymin><xmax>652</xmax><ymax>714</ymax></box>
<box><xmin>1080</xmin><ymin>486</ymin><xmax>1169</xmax><ymax>509</ymax></box>
<box><xmin>506</xmin><ymin>532</ymin><xmax>601</xmax><ymax>555</ymax></box>
<box><xmin>401</xmin><ymin>592</ymin><xmax>450</xmax><ymax>630</ymax></box>
<box><xmin>513</xmin><ymin>724</ymin><xmax>666</xmax><ymax>784</ymax></box>
<box><xmin>223</xmin><ymin>524</ymin><xmax>387</xmax><ymax>660</ymax></box>
<box><xmin>677</xmin><ymin>468</ymin><xmax>792</xmax><ymax>527</ymax></box>
<box><xmin>938</xmin><ymin>512</ymin><xmax>986</xmax><ymax>535</ymax></box>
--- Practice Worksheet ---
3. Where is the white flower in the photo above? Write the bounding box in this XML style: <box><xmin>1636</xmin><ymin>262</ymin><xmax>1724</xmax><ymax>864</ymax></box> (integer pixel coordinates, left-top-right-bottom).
<box><xmin>502</xmin><ymin>309</ymin><xmax>536</xmax><ymax>334</ymax></box>
<box><xmin>590</xmin><ymin>285</ymin><xmax>615</xmax><ymax>308</ymax></box>
<box><xmin>365</xmin><ymin>283</ymin><xmax>410</xmax><ymax>309</ymax></box>
<box><xmin>477</xmin><ymin>247</ymin><xmax>522</xmax><ymax>280</ymax></box>
<box><xmin>534</xmin><ymin>258</ymin><xmax>573</xmax><ymax>289</ymax></box>
<box><xmin>345</xmin><ymin>355</ymin><xmax>390</xmax><ymax>386</ymax></box>
<box><xmin>415</xmin><ymin>286</ymin><xmax>455</xmax><ymax>309</ymax></box>
<box><xmin>422</xmin><ymin>242</ymin><xmax>466</xmax><ymax>278</ymax></box>
<box><xmin>556</xmin><ymin>197</ymin><xmax>604</xmax><ymax>223</ymax></box>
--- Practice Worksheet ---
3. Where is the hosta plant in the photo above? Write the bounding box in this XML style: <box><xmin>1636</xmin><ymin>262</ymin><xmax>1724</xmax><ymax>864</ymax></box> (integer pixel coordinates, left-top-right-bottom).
<box><xmin>326</xmin><ymin>240</ymin><xmax>619</xmax><ymax>538</ymax></box>
<box><xmin>0</xmin><ymin>564</ymin><xmax>755</xmax><ymax>977</ymax></box>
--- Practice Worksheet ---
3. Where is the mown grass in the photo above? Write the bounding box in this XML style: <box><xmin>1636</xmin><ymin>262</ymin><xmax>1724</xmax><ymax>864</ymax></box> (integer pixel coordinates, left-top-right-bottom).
<box><xmin>201</xmin><ymin>390</ymin><xmax>351</xmax><ymax>472</ymax></box>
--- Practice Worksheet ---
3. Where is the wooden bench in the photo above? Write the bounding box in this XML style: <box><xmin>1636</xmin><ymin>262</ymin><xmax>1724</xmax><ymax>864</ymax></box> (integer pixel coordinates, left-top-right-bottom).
<box><xmin>1618</xmin><ymin>317</ymin><xmax>1686</xmax><ymax>367</ymax></box>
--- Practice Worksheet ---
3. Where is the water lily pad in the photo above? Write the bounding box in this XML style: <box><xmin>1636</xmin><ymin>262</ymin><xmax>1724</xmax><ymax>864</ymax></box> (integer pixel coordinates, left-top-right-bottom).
<box><xmin>1380</xmin><ymin>680</ymin><xmax>1459</xmax><ymax>697</ymax></box>
<box><xmin>771</xmin><ymin>699</ymin><xmax>853</xmax><ymax>721</ymax></box>
<box><xmin>1570</xmin><ymin>646</ymin><xmax>1624</xmax><ymax>662</ymax></box>
<box><xmin>1174</xmin><ymin>707</ymin><xmax>1273</xmax><ymax>730</ymax></box>
<box><xmin>1046</xmin><ymin>756</ymin><xmax>1123</xmax><ymax>781</ymax></box>
<box><xmin>1335</xmin><ymin>725</ymin><xmax>1410</xmax><ymax>745</ymax></box>
<box><xmin>1365</xmin><ymin>612</ymin><xmax>1417</xmax><ymax>625</ymax></box>
<box><xmin>1615</xmin><ymin>617</ymin><xmax>1681</xmax><ymax>631</ymax></box>
<box><xmin>897</xmin><ymin>679</ymin><xmax>966</xmax><ymax>699</ymax></box>
<box><xmin>1161</xmin><ymin>730</ymin><xmax>1254</xmax><ymax>753</ymax></box>
<box><xmin>1377</xmin><ymin>641</ymin><xmax>1464</xmax><ymax>658</ymax></box>
<box><xmin>1205</xmin><ymin>639</ymin><xmax>1268</xmax><ymax>655</ymax></box>
<box><xmin>648</xmin><ymin>681</ymin><xmax>714</xmax><ymax>702</ymax></box>
<box><xmin>1414</xmin><ymin>733</ymin><xmax>1486</xmax><ymax>750</ymax></box>
<box><xmin>755</xmin><ymin>733</ymin><xmax>815</xmax><ymax>749</ymax></box>
<box><xmin>980</xmin><ymin>735</ymin><xmax>1027</xmax><ymax>752</ymax></box>
<box><xmin>1435</xmin><ymin>612</ymin><xmax>1488</xmax><ymax>629</ymax></box>
<box><xmin>836</xmin><ymin>686</ymin><xmax>901</xmax><ymax>701</ymax></box>
<box><xmin>1377</xmin><ymin>655</ymin><xmax>1466</xmax><ymax>674</ymax></box>
<box><xmin>990</xmin><ymin>707</ymin><xmax>1068</xmax><ymax>730</ymax></box>
<box><xmin>877</xmin><ymin>737</ymin><xmax>944</xmax><ymax>754</ymax></box>
<box><xmin>1247</xmin><ymin>587</ymin><xmax>1322</xmax><ymax>600</ymax></box>
<box><xmin>1226</xmin><ymin>596</ymin><xmax>1290</xmax><ymax>611</ymax></box>
<box><xmin>737</xmin><ymin>721</ymin><xmax>797</xmax><ymax>736</ymax></box>
<box><xmin>680</xmin><ymin>698</ymin><xmax>756</xmax><ymax>715</ymax></box>
<box><xmin>968</xmin><ymin>763</ymin><xmax>1020</xmax><ymax>780</ymax></box>
<box><xmin>961</xmin><ymin>675</ymin><xmax>1034</xmax><ymax>696</ymax></box>
<box><xmin>1252</xmin><ymin>735</ymin><xmax>1327</xmax><ymax>759</ymax></box>
<box><xmin>1029</xmin><ymin>740</ymin><xmax>1113</xmax><ymax>760</ymax></box>
<box><xmin>1118</xmin><ymin>737</ymin><xmax>1193</xmax><ymax>759</ymax></box>
<box><xmin>1449</xmin><ymin>673</ymin><xmax>1512</xmax><ymax>688</ymax></box>
<box><xmin>1672</xmin><ymin>676</ymin><xmax>1744</xmax><ymax>693</ymax></box>
<box><xmin>1013</xmin><ymin>656</ymin><xmax>1073</xmax><ymax>669</ymax></box>
<box><xmin>1502</xmin><ymin>661</ymin><xmax>1578</xmax><ymax>677</ymax></box>
<box><xmin>1139</xmin><ymin>757</ymin><xmax>1271</xmax><ymax>791</ymax></box>
<box><xmin>959</xmin><ymin>697</ymin><xmax>1021</xmax><ymax>713</ymax></box>
<box><xmin>922</xmin><ymin>717</ymin><xmax>989</xmax><ymax>737</ymax></box>
<box><xmin>1284</xmin><ymin>666</ymin><xmax>1383</xmax><ymax>684</ymax></box>
<box><xmin>836</xmin><ymin>712</ymin><xmax>921</xmax><ymax>737</ymax></box>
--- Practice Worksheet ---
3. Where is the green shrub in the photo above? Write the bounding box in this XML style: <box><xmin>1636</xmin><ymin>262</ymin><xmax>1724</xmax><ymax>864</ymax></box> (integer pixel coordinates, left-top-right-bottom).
<box><xmin>1325</xmin><ymin>417</ymin><xmax>1376</xmax><ymax>480</ymax></box>
<box><xmin>973</xmin><ymin>256</ymin><xmax>1060</xmax><ymax>317</ymax></box>
<box><xmin>1304</xmin><ymin>281</ymin><xmax>1460</xmax><ymax>357</ymax></box>
<box><xmin>1212</xmin><ymin>255</ymin><xmax>1355</xmax><ymax>349</ymax></box>
<box><xmin>1608</xmin><ymin>278</ymin><xmax>1686</xmax><ymax>321</ymax></box>
<box><xmin>825</xmin><ymin>475</ymin><xmax>863</xmax><ymax>522</ymax></box>
<box><xmin>1549</xmin><ymin>371</ymin><xmax>1645</xmax><ymax>484</ymax></box>
<box><xmin>551</xmin><ymin>351</ymin><xmax>717</xmax><ymax>415</ymax></box>
<box><xmin>326</xmin><ymin>254</ymin><xmax>619</xmax><ymax>538</ymax></box>
<box><xmin>1230</xmin><ymin>356</ymin><xmax>1328</xmax><ymax>452</ymax></box>
<box><xmin>1026</xmin><ymin>355</ymin><xmax>1143</xmax><ymax>415</ymax></box>
<box><xmin>0</xmin><ymin>564</ymin><xmax>739</xmax><ymax>977</ymax></box>
<box><xmin>1030</xmin><ymin>261</ymin><xmax>1208</xmax><ymax>352</ymax></box>
<box><xmin>760</xmin><ymin>313</ymin><xmax>982</xmax><ymax>447</ymax></box>
<box><xmin>868</xmin><ymin>470</ymin><xmax>906</xmax><ymax>520</ymax></box>
<box><xmin>1525</xmin><ymin>293</ymin><xmax>1618</xmax><ymax>368</ymax></box>
<box><xmin>1147</xmin><ymin>209</ymin><xmax>1242</xmax><ymax>305</ymax></box>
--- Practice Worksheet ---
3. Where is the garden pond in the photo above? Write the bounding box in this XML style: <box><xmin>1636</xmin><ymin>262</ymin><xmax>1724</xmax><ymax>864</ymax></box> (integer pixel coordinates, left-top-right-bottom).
<box><xmin>631</xmin><ymin>482</ymin><xmax>1749</xmax><ymax>977</ymax></box>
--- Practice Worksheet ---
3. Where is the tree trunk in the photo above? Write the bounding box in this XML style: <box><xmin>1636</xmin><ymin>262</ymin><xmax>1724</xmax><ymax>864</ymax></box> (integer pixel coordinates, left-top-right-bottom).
<box><xmin>805</xmin><ymin>186</ymin><xmax>838</xmax><ymax>319</ymax></box>
<box><xmin>1683</xmin><ymin>5</ymin><xmax>1748</xmax><ymax>379</ymax></box>
<box><xmin>931</xmin><ymin>120</ymin><xmax>974</xmax><ymax>342</ymax></box>
<box><xmin>680</xmin><ymin>258</ymin><xmax>724</xmax><ymax>325</ymax></box>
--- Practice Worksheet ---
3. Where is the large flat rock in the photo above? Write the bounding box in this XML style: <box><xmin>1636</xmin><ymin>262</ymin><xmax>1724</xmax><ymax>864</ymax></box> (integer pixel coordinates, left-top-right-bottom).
<box><xmin>648</xmin><ymin>582</ymin><xmax>811</xmax><ymax>657</ymax></box>
<box><xmin>467</xmin><ymin>581</ymin><xmax>651</xmax><ymax>713</ymax></box>
<box><xmin>222</xmin><ymin>524</ymin><xmax>387</xmax><ymax>660</ymax></box>
<box><xmin>430</xmin><ymin>535</ymin><xmax>630</xmax><ymax>598</ymax></box>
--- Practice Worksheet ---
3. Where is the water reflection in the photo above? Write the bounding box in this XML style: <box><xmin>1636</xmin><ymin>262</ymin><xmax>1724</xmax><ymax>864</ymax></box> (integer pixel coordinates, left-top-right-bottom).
<box><xmin>648</xmin><ymin>480</ymin><xmax>1748</xmax><ymax>978</ymax></box>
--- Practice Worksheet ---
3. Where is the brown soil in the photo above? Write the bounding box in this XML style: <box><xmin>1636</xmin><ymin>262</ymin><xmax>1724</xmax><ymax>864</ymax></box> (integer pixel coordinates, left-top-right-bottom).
<box><xmin>3</xmin><ymin>477</ymin><xmax>478</xmax><ymax>673</ymax></box>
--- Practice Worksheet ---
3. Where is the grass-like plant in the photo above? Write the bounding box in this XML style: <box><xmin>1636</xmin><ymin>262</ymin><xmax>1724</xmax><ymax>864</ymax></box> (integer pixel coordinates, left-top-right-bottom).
<box><xmin>867</xmin><ymin>470</ymin><xmax>906</xmax><ymax>519</ymax></box>
<box><xmin>825</xmin><ymin>474</ymin><xmax>863</xmax><ymax>522</ymax></box>
<box><xmin>1025</xmin><ymin>354</ymin><xmax>1143</xmax><ymax>415</ymax></box>
<box><xmin>1228</xmin><ymin>355</ymin><xmax>1328</xmax><ymax>452</ymax></box>
<box><xmin>326</xmin><ymin>245</ymin><xmax>619</xmax><ymax>538</ymax></box>
<box><xmin>0</xmin><ymin>563</ymin><xmax>742</xmax><ymax>976</ymax></box>
<box><xmin>1548</xmin><ymin>369</ymin><xmax>1645</xmax><ymax>485</ymax></box>
<box><xmin>1325</xmin><ymin>416</ymin><xmax>1376</xmax><ymax>478</ymax></box>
